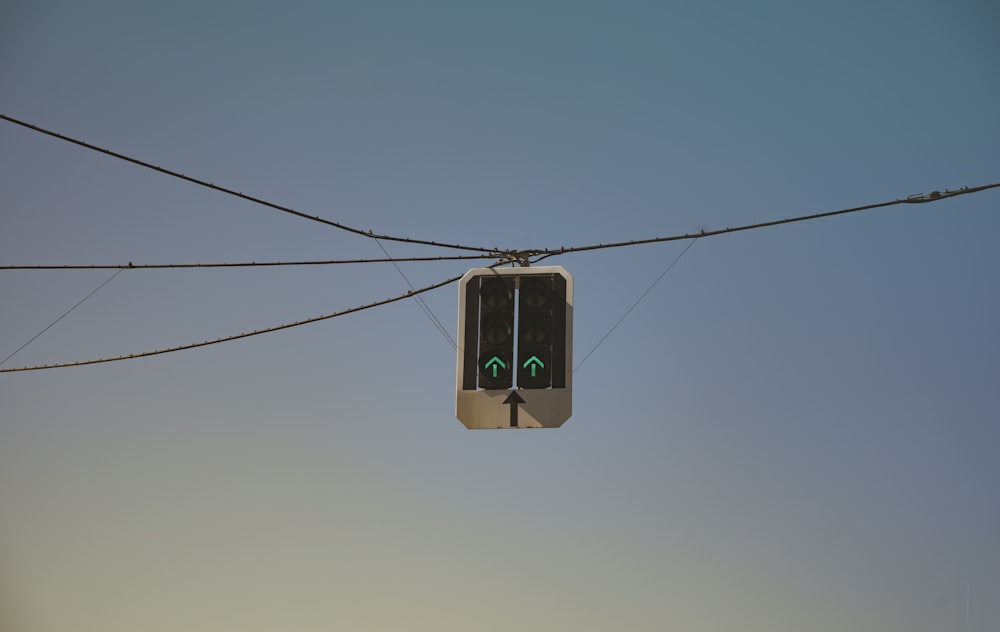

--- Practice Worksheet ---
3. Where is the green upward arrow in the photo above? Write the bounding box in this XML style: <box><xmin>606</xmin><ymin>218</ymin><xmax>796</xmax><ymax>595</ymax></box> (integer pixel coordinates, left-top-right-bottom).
<box><xmin>522</xmin><ymin>355</ymin><xmax>544</xmax><ymax>377</ymax></box>
<box><xmin>484</xmin><ymin>356</ymin><xmax>507</xmax><ymax>378</ymax></box>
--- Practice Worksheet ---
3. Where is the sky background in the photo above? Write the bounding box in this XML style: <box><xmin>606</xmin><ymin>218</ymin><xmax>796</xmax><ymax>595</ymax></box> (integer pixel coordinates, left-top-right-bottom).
<box><xmin>1</xmin><ymin>1</ymin><xmax>999</xmax><ymax>630</ymax></box>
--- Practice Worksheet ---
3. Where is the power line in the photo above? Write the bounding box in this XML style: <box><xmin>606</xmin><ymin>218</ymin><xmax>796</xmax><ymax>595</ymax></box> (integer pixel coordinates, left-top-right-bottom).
<box><xmin>1</xmin><ymin>269</ymin><xmax>124</xmax><ymax>367</ymax></box>
<box><xmin>0</xmin><ymin>113</ymin><xmax>506</xmax><ymax>256</ymax></box>
<box><xmin>0</xmin><ymin>272</ymin><xmax>463</xmax><ymax>373</ymax></box>
<box><xmin>0</xmin><ymin>254</ymin><xmax>497</xmax><ymax>270</ymax></box>
<box><xmin>528</xmin><ymin>183</ymin><xmax>1000</xmax><ymax>262</ymax></box>
<box><xmin>573</xmin><ymin>239</ymin><xmax>697</xmax><ymax>374</ymax></box>
<box><xmin>2</xmin><ymin>181</ymin><xmax>995</xmax><ymax>373</ymax></box>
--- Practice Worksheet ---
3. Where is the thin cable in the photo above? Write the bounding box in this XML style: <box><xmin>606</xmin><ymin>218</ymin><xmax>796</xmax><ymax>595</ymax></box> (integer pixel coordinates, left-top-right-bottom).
<box><xmin>374</xmin><ymin>238</ymin><xmax>458</xmax><ymax>349</ymax></box>
<box><xmin>3</xmin><ymin>182</ymin><xmax>994</xmax><ymax>372</ymax></box>
<box><xmin>0</xmin><ymin>272</ymin><xmax>462</xmax><ymax>373</ymax></box>
<box><xmin>0</xmin><ymin>254</ymin><xmax>496</xmax><ymax>270</ymax></box>
<box><xmin>1</xmin><ymin>269</ymin><xmax>124</xmax><ymax>367</ymax></box>
<box><xmin>573</xmin><ymin>239</ymin><xmax>697</xmax><ymax>374</ymax></box>
<box><xmin>0</xmin><ymin>113</ymin><xmax>506</xmax><ymax>256</ymax></box>
<box><xmin>529</xmin><ymin>183</ymin><xmax>1000</xmax><ymax>262</ymax></box>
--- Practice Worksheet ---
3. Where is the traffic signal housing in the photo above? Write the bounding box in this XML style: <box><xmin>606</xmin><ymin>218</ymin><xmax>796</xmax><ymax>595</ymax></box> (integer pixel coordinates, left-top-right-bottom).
<box><xmin>516</xmin><ymin>274</ymin><xmax>566</xmax><ymax>389</ymax></box>
<box><xmin>476</xmin><ymin>276</ymin><xmax>514</xmax><ymax>389</ymax></box>
<box><xmin>456</xmin><ymin>266</ymin><xmax>574</xmax><ymax>429</ymax></box>
<box><xmin>457</xmin><ymin>267</ymin><xmax>571</xmax><ymax>389</ymax></box>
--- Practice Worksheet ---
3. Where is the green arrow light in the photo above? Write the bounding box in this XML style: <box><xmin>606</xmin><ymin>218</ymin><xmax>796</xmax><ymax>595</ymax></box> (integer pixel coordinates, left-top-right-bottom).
<box><xmin>484</xmin><ymin>356</ymin><xmax>507</xmax><ymax>378</ymax></box>
<box><xmin>522</xmin><ymin>355</ymin><xmax>544</xmax><ymax>377</ymax></box>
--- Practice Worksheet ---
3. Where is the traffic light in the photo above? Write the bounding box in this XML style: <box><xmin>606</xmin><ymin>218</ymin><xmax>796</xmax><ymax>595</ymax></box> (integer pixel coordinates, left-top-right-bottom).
<box><xmin>477</xmin><ymin>276</ymin><xmax>514</xmax><ymax>389</ymax></box>
<box><xmin>517</xmin><ymin>275</ymin><xmax>554</xmax><ymax>388</ymax></box>
<box><xmin>456</xmin><ymin>266</ymin><xmax>573</xmax><ymax>428</ymax></box>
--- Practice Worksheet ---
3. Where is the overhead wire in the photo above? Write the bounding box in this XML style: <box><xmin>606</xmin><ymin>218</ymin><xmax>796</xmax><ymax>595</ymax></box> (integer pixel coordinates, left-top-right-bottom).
<box><xmin>1</xmin><ymin>181</ymin><xmax>996</xmax><ymax>373</ymax></box>
<box><xmin>527</xmin><ymin>184</ymin><xmax>1000</xmax><ymax>262</ymax></box>
<box><xmin>0</xmin><ymin>272</ymin><xmax>464</xmax><ymax>373</ymax></box>
<box><xmin>17</xmin><ymin>178</ymin><xmax>977</xmax><ymax>274</ymax></box>
<box><xmin>544</xmin><ymin>181</ymin><xmax>999</xmax><ymax>372</ymax></box>
<box><xmin>0</xmin><ymin>113</ymin><xmax>507</xmax><ymax>256</ymax></box>
<box><xmin>0</xmin><ymin>254</ymin><xmax>496</xmax><ymax>270</ymax></box>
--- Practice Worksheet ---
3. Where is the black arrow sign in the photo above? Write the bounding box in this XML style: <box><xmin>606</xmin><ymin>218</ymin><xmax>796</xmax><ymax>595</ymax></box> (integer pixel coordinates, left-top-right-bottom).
<box><xmin>503</xmin><ymin>391</ymin><xmax>525</xmax><ymax>428</ymax></box>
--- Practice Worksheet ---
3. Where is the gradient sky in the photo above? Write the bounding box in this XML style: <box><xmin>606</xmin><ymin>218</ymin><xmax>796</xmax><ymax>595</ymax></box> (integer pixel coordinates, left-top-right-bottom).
<box><xmin>2</xmin><ymin>1</ymin><xmax>999</xmax><ymax>631</ymax></box>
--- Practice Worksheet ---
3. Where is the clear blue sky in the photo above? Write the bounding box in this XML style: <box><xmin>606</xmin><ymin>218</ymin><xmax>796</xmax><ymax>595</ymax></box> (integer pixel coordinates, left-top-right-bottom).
<box><xmin>2</xmin><ymin>1</ymin><xmax>998</xmax><ymax>630</ymax></box>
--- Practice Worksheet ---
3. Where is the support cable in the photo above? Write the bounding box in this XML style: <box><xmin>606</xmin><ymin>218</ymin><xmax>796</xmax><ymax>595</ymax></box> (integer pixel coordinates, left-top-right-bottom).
<box><xmin>374</xmin><ymin>238</ymin><xmax>457</xmax><ymax>349</ymax></box>
<box><xmin>0</xmin><ymin>113</ymin><xmax>506</xmax><ymax>256</ymax></box>
<box><xmin>573</xmin><ymin>239</ymin><xmax>696</xmax><ymax>373</ymax></box>
<box><xmin>0</xmin><ymin>254</ymin><xmax>495</xmax><ymax>270</ymax></box>
<box><xmin>0</xmin><ymin>272</ymin><xmax>462</xmax><ymax>373</ymax></box>
<box><xmin>2</xmin><ymin>182</ymin><xmax>995</xmax><ymax>373</ymax></box>
<box><xmin>528</xmin><ymin>184</ymin><xmax>1000</xmax><ymax>262</ymax></box>
<box><xmin>1</xmin><ymin>269</ymin><xmax>124</xmax><ymax>367</ymax></box>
